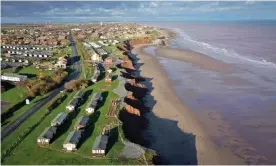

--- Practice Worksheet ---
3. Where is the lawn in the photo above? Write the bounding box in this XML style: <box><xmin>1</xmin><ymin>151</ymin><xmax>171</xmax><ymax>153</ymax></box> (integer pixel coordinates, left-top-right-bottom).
<box><xmin>1</xmin><ymin>67</ymin><xmax>14</xmax><ymax>73</ymax></box>
<box><xmin>52</xmin><ymin>46</ymin><xmax>72</xmax><ymax>58</ymax></box>
<box><xmin>104</xmin><ymin>45</ymin><xmax>124</xmax><ymax>59</ymax></box>
<box><xmin>1</xmin><ymin>91</ymin><xmax>52</xmax><ymax>129</ymax></box>
<box><xmin>18</xmin><ymin>66</ymin><xmax>52</xmax><ymax>76</ymax></box>
<box><xmin>1</xmin><ymin>77</ymin><xmax>139</xmax><ymax>165</ymax></box>
<box><xmin>1</xmin><ymin>87</ymin><xmax>26</xmax><ymax>105</ymax></box>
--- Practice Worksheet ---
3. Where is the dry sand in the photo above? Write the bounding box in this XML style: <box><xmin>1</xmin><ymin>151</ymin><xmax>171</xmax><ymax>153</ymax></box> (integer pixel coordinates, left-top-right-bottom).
<box><xmin>156</xmin><ymin>47</ymin><xmax>234</xmax><ymax>73</ymax></box>
<box><xmin>131</xmin><ymin>44</ymin><xmax>245</xmax><ymax>164</ymax></box>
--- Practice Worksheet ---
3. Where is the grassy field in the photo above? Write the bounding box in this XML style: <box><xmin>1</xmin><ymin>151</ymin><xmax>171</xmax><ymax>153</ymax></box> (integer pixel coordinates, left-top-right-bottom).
<box><xmin>18</xmin><ymin>66</ymin><xmax>52</xmax><ymax>76</ymax></box>
<box><xmin>1</xmin><ymin>67</ymin><xmax>15</xmax><ymax>73</ymax></box>
<box><xmin>1</xmin><ymin>91</ymin><xmax>52</xmax><ymax>128</ymax></box>
<box><xmin>1</xmin><ymin>76</ymin><xmax>139</xmax><ymax>164</ymax></box>
<box><xmin>52</xmin><ymin>46</ymin><xmax>72</xmax><ymax>58</ymax></box>
<box><xmin>104</xmin><ymin>45</ymin><xmax>124</xmax><ymax>59</ymax></box>
<box><xmin>1</xmin><ymin>87</ymin><xmax>26</xmax><ymax>105</ymax></box>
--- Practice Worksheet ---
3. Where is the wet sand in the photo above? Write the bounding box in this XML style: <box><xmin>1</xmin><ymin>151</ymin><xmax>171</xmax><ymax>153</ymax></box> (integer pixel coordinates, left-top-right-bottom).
<box><xmin>156</xmin><ymin>47</ymin><xmax>234</xmax><ymax>73</ymax></box>
<box><xmin>131</xmin><ymin>44</ymin><xmax>245</xmax><ymax>164</ymax></box>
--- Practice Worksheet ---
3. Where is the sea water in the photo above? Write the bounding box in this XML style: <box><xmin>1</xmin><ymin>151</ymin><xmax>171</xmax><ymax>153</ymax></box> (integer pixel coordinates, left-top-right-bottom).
<box><xmin>144</xmin><ymin>21</ymin><xmax>276</xmax><ymax>164</ymax></box>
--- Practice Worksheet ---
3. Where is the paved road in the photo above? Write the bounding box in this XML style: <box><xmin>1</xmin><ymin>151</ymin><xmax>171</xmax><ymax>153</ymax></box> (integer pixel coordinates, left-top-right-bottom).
<box><xmin>1</xmin><ymin>33</ymin><xmax>81</xmax><ymax>141</ymax></box>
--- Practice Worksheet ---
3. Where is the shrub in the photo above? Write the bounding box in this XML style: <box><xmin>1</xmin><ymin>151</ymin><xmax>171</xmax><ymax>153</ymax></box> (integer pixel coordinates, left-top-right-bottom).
<box><xmin>22</xmin><ymin>69</ymin><xmax>68</xmax><ymax>97</ymax></box>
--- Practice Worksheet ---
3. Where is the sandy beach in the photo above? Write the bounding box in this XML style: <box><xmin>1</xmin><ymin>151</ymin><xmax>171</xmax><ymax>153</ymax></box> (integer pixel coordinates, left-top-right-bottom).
<box><xmin>131</xmin><ymin>44</ymin><xmax>245</xmax><ymax>164</ymax></box>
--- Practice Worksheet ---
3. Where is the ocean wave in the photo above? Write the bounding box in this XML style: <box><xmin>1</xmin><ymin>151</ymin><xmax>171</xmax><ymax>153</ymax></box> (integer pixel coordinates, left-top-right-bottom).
<box><xmin>171</xmin><ymin>28</ymin><xmax>276</xmax><ymax>69</ymax></box>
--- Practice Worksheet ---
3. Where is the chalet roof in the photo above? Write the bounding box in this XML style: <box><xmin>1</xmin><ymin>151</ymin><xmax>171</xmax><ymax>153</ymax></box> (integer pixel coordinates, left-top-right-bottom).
<box><xmin>1</xmin><ymin>73</ymin><xmax>27</xmax><ymax>79</ymax></box>
<box><xmin>93</xmin><ymin>93</ymin><xmax>102</xmax><ymax>101</ymax></box>
<box><xmin>68</xmin><ymin>98</ymin><xmax>79</xmax><ymax>106</ymax></box>
<box><xmin>92</xmin><ymin>135</ymin><xmax>108</xmax><ymax>150</ymax></box>
<box><xmin>63</xmin><ymin>130</ymin><xmax>82</xmax><ymax>145</ymax></box>
<box><xmin>75</xmin><ymin>116</ymin><xmax>89</xmax><ymax>128</ymax></box>
<box><xmin>74</xmin><ymin>91</ymin><xmax>85</xmax><ymax>99</ymax></box>
<box><xmin>51</xmin><ymin>112</ymin><xmax>68</xmax><ymax>125</ymax></box>
<box><xmin>96</xmin><ymin>48</ymin><xmax>108</xmax><ymax>55</ymax></box>
<box><xmin>87</xmin><ymin>93</ymin><xmax>102</xmax><ymax>109</ymax></box>
<box><xmin>38</xmin><ymin>126</ymin><xmax>57</xmax><ymax>139</ymax></box>
<box><xmin>88</xmin><ymin>100</ymin><xmax>98</xmax><ymax>109</ymax></box>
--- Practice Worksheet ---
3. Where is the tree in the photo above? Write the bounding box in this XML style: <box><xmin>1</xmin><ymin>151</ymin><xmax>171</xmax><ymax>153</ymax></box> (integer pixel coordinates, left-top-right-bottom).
<box><xmin>65</xmin><ymin>79</ymin><xmax>88</xmax><ymax>91</ymax></box>
<box><xmin>38</xmin><ymin>72</ymin><xmax>45</xmax><ymax>79</ymax></box>
<box><xmin>65</xmin><ymin>80</ymin><xmax>79</xmax><ymax>91</ymax></box>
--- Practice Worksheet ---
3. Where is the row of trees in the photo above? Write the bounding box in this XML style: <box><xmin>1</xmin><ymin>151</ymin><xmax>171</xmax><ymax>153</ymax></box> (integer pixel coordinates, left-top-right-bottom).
<box><xmin>17</xmin><ymin>69</ymin><xmax>68</xmax><ymax>97</ymax></box>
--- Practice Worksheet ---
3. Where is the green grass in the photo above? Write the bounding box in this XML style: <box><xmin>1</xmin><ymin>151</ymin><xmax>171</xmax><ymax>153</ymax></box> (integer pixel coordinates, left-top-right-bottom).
<box><xmin>1</xmin><ymin>91</ymin><xmax>52</xmax><ymax>129</ymax></box>
<box><xmin>1</xmin><ymin>87</ymin><xmax>26</xmax><ymax>105</ymax></box>
<box><xmin>18</xmin><ymin>66</ymin><xmax>52</xmax><ymax>76</ymax></box>
<box><xmin>1</xmin><ymin>77</ymin><xmax>139</xmax><ymax>164</ymax></box>
<box><xmin>1</xmin><ymin>68</ymin><xmax>14</xmax><ymax>73</ymax></box>
<box><xmin>104</xmin><ymin>45</ymin><xmax>124</xmax><ymax>59</ymax></box>
<box><xmin>52</xmin><ymin>46</ymin><xmax>72</xmax><ymax>58</ymax></box>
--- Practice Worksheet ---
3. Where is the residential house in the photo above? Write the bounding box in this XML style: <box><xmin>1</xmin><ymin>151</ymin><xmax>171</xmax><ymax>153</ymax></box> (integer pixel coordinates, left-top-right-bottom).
<box><xmin>98</xmin><ymin>40</ymin><xmax>108</xmax><ymax>46</ymax></box>
<box><xmin>51</xmin><ymin>112</ymin><xmax>68</xmax><ymax>127</ymax></box>
<box><xmin>58</xmin><ymin>35</ymin><xmax>66</xmax><ymax>40</ymax></box>
<box><xmin>1</xmin><ymin>73</ymin><xmax>28</xmax><ymax>82</ymax></box>
<box><xmin>85</xmin><ymin>93</ymin><xmax>102</xmax><ymax>114</ymax></box>
<box><xmin>89</xmin><ymin>42</ymin><xmax>101</xmax><ymax>49</ymax></box>
<box><xmin>74</xmin><ymin>116</ymin><xmax>90</xmax><ymax>130</ymax></box>
<box><xmin>23</xmin><ymin>51</ymin><xmax>52</xmax><ymax>58</ymax></box>
<box><xmin>37</xmin><ymin>126</ymin><xmax>57</xmax><ymax>145</ymax></box>
<box><xmin>91</xmin><ymin>71</ymin><xmax>100</xmax><ymax>83</ymax></box>
<box><xmin>71</xmin><ymin>28</ymin><xmax>81</xmax><ymax>32</ymax></box>
<box><xmin>96</xmin><ymin>48</ymin><xmax>108</xmax><ymax>56</ymax></box>
<box><xmin>63</xmin><ymin>130</ymin><xmax>83</xmax><ymax>151</ymax></box>
<box><xmin>66</xmin><ymin>91</ymin><xmax>85</xmax><ymax>111</ymax></box>
<box><xmin>105</xmin><ymin>74</ymin><xmax>112</xmax><ymax>83</ymax></box>
<box><xmin>91</xmin><ymin>135</ymin><xmax>109</xmax><ymax>156</ymax></box>
<box><xmin>59</xmin><ymin>39</ymin><xmax>68</xmax><ymax>46</ymax></box>
<box><xmin>104</xmin><ymin>58</ymin><xmax>112</xmax><ymax>65</ymax></box>
<box><xmin>83</xmin><ymin>42</ymin><xmax>91</xmax><ymax>48</ymax></box>
<box><xmin>75</xmin><ymin>91</ymin><xmax>85</xmax><ymax>100</ymax></box>
<box><xmin>66</xmin><ymin>98</ymin><xmax>79</xmax><ymax>112</ymax></box>
<box><xmin>88</xmin><ymin>48</ymin><xmax>101</xmax><ymax>62</ymax></box>
<box><xmin>55</xmin><ymin>56</ymin><xmax>69</xmax><ymax>69</ymax></box>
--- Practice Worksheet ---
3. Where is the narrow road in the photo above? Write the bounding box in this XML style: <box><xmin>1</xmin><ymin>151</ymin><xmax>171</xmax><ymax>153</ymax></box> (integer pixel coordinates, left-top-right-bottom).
<box><xmin>1</xmin><ymin>33</ymin><xmax>81</xmax><ymax>141</ymax></box>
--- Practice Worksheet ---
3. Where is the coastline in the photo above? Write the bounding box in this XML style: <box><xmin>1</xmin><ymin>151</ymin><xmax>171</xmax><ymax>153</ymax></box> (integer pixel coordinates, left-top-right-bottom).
<box><xmin>131</xmin><ymin>44</ymin><xmax>245</xmax><ymax>164</ymax></box>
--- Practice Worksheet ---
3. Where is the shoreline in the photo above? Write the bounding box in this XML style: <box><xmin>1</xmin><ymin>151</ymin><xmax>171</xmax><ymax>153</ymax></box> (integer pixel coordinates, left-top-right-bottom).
<box><xmin>131</xmin><ymin>44</ymin><xmax>245</xmax><ymax>164</ymax></box>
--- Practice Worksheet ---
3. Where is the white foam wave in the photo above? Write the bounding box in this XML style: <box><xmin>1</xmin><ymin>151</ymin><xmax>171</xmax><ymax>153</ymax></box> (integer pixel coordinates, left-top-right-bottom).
<box><xmin>172</xmin><ymin>28</ymin><xmax>276</xmax><ymax>69</ymax></box>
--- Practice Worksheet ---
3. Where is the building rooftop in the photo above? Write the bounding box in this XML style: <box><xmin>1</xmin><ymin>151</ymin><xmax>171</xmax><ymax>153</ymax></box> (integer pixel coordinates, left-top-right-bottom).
<box><xmin>74</xmin><ymin>116</ymin><xmax>90</xmax><ymax>128</ymax></box>
<box><xmin>92</xmin><ymin>135</ymin><xmax>109</xmax><ymax>150</ymax></box>
<box><xmin>63</xmin><ymin>130</ymin><xmax>82</xmax><ymax>145</ymax></box>
<box><xmin>51</xmin><ymin>112</ymin><xmax>68</xmax><ymax>125</ymax></box>
<box><xmin>74</xmin><ymin>91</ymin><xmax>85</xmax><ymax>99</ymax></box>
<box><xmin>1</xmin><ymin>73</ymin><xmax>27</xmax><ymax>78</ymax></box>
<box><xmin>86</xmin><ymin>93</ymin><xmax>102</xmax><ymax>109</ymax></box>
<box><xmin>38</xmin><ymin>126</ymin><xmax>57</xmax><ymax>139</ymax></box>
<box><xmin>68</xmin><ymin>98</ymin><xmax>79</xmax><ymax>106</ymax></box>
<box><xmin>93</xmin><ymin>93</ymin><xmax>102</xmax><ymax>101</ymax></box>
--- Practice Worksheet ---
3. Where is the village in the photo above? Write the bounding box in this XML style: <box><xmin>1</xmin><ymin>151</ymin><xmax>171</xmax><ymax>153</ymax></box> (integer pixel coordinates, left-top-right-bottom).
<box><xmin>1</xmin><ymin>22</ymin><xmax>167</xmax><ymax>165</ymax></box>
